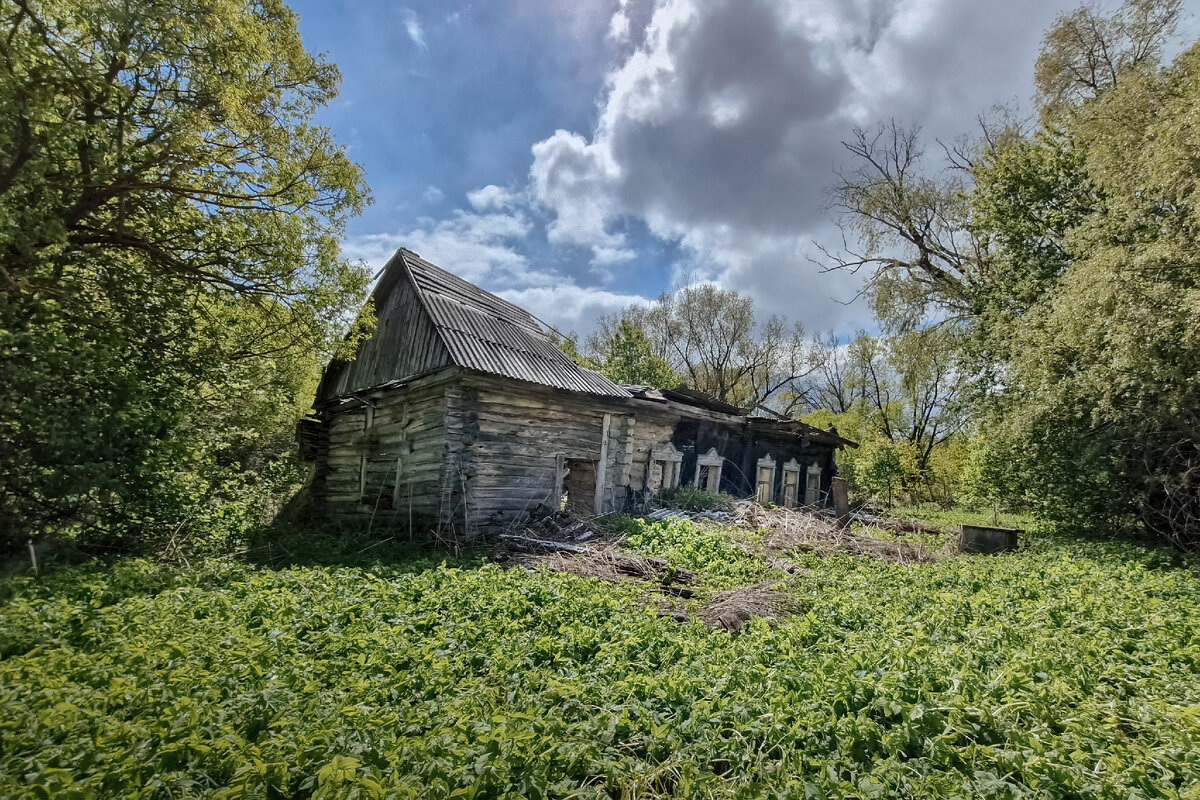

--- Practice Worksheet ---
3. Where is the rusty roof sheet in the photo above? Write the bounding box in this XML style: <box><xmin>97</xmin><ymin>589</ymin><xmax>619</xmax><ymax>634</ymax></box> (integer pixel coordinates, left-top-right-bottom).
<box><xmin>401</xmin><ymin>250</ymin><xmax>631</xmax><ymax>397</ymax></box>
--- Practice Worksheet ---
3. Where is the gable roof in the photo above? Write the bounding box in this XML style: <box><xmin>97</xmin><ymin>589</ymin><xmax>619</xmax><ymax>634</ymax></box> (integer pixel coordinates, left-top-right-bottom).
<box><xmin>318</xmin><ymin>249</ymin><xmax>631</xmax><ymax>401</ymax></box>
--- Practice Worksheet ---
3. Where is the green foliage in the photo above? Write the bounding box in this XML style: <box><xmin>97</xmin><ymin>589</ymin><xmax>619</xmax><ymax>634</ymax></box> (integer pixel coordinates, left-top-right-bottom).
<box><xmin>590</xmin><ymin>287</ymin><xmax>809</xmax><ymax>409</ymax></box>
<box><xmin>658</xmin><ymin>484</ymin><xmax>735</xmax><ymax>512</ymax></box>
<box><xmin>981</xmin><ymin>30</ymin><xmax>1200</xmax><ymax>545</ymax></box>
<box><xmin>0</xmin><ymin>0</ymin><xmax>371</xmax><ymax>550</ymax></box>
<box><xmin>802</xmin><ymin>326</ymin><xmax>968</xmax><ymax>507</ymax></box>
<box><xmin>593</xmin><ymin>319</ymin><xmax>678</xmax><ymax>388</ymax></box>
<box><xmin>551</xmin><ymin>331</ymin><xmax>601</xmax><ymax>371</ymax></box>
<box><xmin>855</xmin><ymin>438</ymin><xmax>908</xmax><ymax>507</ymax></box>
<box><xmin>616</xmin><ymin>517</ymin><xmax>764</xmax><ymax>589</ymax></box>
<box><xmin>956</xmin><ymin>434</ymin><xmax>1018</xmax><ymax>515</ymax></box>
<box><xmin>890</xmin><ymin>503</ymin><xmax>1034</xmax><ymax>533</ymax></box>
<box><xmin>828</xmin><ymin>0</ymin><xmax>1200</xmax><ymax>546</ymax></box>
<box><xmin>4</xmin><ymin>524</ymin><xmax>1200</xmax><ymax>796</ymax></box>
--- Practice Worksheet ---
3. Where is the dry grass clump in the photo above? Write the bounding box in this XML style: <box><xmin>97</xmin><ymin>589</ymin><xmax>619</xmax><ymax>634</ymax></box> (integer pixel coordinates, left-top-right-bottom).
<box><xmin>496</xmin><ymin>537</ymin><xmax>696</xmax><ymax>592</ymax></box>
<box><xmin>735</xmin><ymin>505</ymin><xmax>951</xmax><ymax>564</ymax></box>
<box><xmin>532</xmin><ymin>545</ymin><xmax>695</xmax><ymax>587</ymax></box>
<box><xmin>697</xmin><ymin>580</ymin><xmax>807</xmax><ymax>632</ymax></box>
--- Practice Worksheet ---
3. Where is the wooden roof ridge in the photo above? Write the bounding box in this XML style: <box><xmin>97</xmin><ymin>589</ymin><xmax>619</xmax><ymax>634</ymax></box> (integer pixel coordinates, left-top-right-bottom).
<box><xmin>748</xmin><ymin>416</ymin><xmax>860</xmax><ymax>449</ymax></box>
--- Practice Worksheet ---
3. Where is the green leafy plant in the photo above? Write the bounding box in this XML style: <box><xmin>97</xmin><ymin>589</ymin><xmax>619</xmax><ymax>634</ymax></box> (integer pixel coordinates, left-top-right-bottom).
<box><xmin>659</xmin><ymin>485</ymin><xmax>735</xmax><ymax>512</ymax></box>
<box><xmin>3</xmin><ymin>521</ymin><xmax>1200</xmax><ymax>797</ymax></box>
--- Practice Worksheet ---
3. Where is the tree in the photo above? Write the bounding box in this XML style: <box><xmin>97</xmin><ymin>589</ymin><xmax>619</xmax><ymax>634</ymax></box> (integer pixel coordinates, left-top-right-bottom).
<box><xmin>827</xmin><ymin>0</ymin><xmax>1200</xmax><ymax>546</ymax></box>
<box><xmin>591</xmin><ymin>285</ymin><xmax>812</xmax><ymax>410</ymax></box>
<box><xmin>0</xmin><ymin>0</ymin><xmax>370</xmax><ymax>548</ymax></box>
<box><xmin>822</xmin><ymin>120</ymin><xmax>982</xmax><ymax>331</ymax></box>
<box><xmin>802</xmin><ymin>328</ymin><xmax>967</xmax><ymax>504</ymax></box>
<box><xmin>1034</xmin><ymin>0</ymin><xmax>1182</xmax><ymax>109</ymax></box>
<box><xmin>805</xmin><ymin>331</ymin><xmax>863</xmax><ymax>414</ymax></box>
<box><xmin>593</xmin><ymin>320</ymin><xmax>678</xmax><ymax>388</ymax></box>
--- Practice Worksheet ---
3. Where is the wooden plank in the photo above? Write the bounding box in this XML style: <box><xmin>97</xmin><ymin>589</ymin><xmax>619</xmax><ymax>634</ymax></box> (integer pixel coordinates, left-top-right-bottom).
<box><xmin>595</xmin><ymin>413</ymin><xmax>610</xmax><ymax>515</ymax></box>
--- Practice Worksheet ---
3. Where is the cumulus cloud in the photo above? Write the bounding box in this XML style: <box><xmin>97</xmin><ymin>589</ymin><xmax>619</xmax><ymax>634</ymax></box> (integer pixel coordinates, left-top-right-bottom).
<box><xmin>466</xmin><ymin>184</ymin><xmax>520</xmax><ymax>212</ymax></box>
<box><xmin>528</xmin><ymin>129</ymin><xmax>630</xmax><ymax>265</ymax></box>
<box><xmin>498</xmin><ymin>284</ymin><xmax>652</xmax><ymax>337</ymax></box>
<box><xmin>341</xmin><ymin>200</ymin><xmax>647</xmax><ymax>336</ymax></box>
<box><xmin>342</xmin><ymin>208</ymin><xmax>530</xmax><ymax>284</ymax></box>
<box><xmin>527</xmin><ymin>0</ymin><xmax>1070</xmax><ymax>329</ymax></box>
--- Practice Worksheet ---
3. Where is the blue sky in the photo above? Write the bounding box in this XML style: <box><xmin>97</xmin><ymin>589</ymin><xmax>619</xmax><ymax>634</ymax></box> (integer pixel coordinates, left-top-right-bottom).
<box><xmin>288</xmin><ymin>0</ymin><xmax>1197</xmax><ymax>338</ymax></box>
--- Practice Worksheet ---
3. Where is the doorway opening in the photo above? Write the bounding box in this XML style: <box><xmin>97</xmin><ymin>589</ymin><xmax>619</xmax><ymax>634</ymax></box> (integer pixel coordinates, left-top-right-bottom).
<box><xmin>562</xmin><ymin>459</ymin><xmax>596</xmax><ymax>512</ymax></box>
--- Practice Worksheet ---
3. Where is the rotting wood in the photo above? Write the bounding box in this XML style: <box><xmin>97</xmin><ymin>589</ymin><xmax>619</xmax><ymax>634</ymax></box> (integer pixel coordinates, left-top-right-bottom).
<box><xmin>594</xmin><ymin>413</ymin><xmax>611</xmax><ymax>515</ymax></box>
<box><xmin>498</xmin><ymin>534</ymin><xmax>589</xmax><ymax>554</ymax></box>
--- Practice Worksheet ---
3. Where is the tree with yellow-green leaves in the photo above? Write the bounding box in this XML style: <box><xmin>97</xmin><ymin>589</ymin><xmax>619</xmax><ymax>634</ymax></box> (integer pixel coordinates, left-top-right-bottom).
<box><xmin>827</xmin><ymin>0</ymin><xmax>1200</xmax><ymax>546</ymax></box>
<box><xmin>0</xmin><ymin>0</ymin><xmax>372</xmax><ymax>550</ymax></box>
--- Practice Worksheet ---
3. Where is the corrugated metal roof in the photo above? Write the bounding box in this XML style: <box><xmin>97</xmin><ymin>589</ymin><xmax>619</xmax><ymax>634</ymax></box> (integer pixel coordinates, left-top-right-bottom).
<box><xmin>400</xmin><ymin>250</ymin><xmax>631</xmax><ymax>397</ymax></box>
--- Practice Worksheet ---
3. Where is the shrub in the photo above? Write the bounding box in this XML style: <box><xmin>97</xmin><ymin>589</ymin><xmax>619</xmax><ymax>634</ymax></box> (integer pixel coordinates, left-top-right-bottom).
<box><xmin>659</xmin><ymin>485</ymin><xmax>735</xmax><ymax>512</ymax></box>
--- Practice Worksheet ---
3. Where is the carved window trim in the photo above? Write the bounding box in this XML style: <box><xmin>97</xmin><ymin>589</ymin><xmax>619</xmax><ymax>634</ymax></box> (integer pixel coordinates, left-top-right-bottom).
<box><xmin>649</xmin><ymin>442</ymin><xmax>683</xmax><ymax>492</ymax></box>
<box><xmin>694</xmin><ymin>448</ymin><xmax>724</xmax><ymax>493</ymax></box>
<box><xmin>806</xmin><ymin>462</ymin><xmax>823</xmax><ymax>505</ymax></box>
<box><xmin>756</xmin><ymin>454</ymin><xmax>777</xmax><ymax>504</ymax></box>
<box><xmin>782</xmin><ymin>459</ymin><xmax>802</xmax><ymax>508</ymax></box>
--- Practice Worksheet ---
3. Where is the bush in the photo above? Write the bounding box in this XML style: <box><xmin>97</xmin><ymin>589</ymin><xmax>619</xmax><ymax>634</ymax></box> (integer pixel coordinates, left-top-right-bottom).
<box><xmin>659</xmin><ymin>484</ymin><xmax>735</xmax><ymax>512</ymax></box>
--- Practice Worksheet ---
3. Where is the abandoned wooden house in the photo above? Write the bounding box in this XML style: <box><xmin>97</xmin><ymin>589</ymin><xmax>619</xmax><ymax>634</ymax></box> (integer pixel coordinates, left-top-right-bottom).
<box><xmin>300</xmin><ymin>248</ymin><xmax>857</xmax><ymax>536</ymax></box>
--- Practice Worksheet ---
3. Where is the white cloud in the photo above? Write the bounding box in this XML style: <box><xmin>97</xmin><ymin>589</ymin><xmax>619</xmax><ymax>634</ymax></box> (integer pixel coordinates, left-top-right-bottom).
<box><xmin>402</xmin><ymin>8</ymin><xmax>427</xmax><ymax>50</ymax></box>
<box><xmin>527</xmin><ymin>0</ymin><xmax>1072</xmax><ymax>334</ymax></box>
<box><xmin>498</xmin><ymin>284</ymin><xmax>651</xmax><ymax>337</ymax></box>
<box><xmin>607</xmin><ymin>0</ymin><xmax>631</xmax><ymax>42</ymax></box>
<box><xmin>466</xmin><ymin>184</ymin><xmax>519</xmax><ymax>212</ymax></box>
<box><xmin>529</xmin><ymin>131</ymin><xmax>623</xmax><ymax>247</ymax></box>
<box><xmin>342</xmin><ymin>209</ymin><xmax>530</xmax><ymax>284</ymax></box>
<box><xmin>591</xmin><ymin>245</ymin><xmax>636</xmax><ymax>266</ymax></box>
<box><xmin>422</xmin><ymin>185</ymin><xmax>445</xmax><ymax>205</ymax></box>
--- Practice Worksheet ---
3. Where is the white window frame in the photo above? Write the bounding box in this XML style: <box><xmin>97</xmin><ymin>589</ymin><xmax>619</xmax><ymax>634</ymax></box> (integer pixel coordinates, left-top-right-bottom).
<box><xmin>756</xmin><ymin>454</ymin><xmax>777</xmax><ymax>504</ymax></box>
<box><xmin>693</xmin><ymin>448</ymin><xmax>724</xmax><ymax>493</ymax></box>
<box><xmin>781</xmin><ymin>459</ymin><xmax>802</xmax><ymax>508</ymax></box>
<box><xmin>806</xmin><ymin>462</ymin><xmax>823</xmax><ymax>505</ymax></box>
<box><xmin>649</xmin><ymin>442</ymin><xmax>683</xmax><ymax>493</ymax></box>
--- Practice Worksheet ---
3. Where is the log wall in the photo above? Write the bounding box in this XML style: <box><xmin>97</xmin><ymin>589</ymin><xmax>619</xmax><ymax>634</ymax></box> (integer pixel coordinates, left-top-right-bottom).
<box><xmin>457</xmin><ymin>374</ymin><xmax>634</xmax><ymax>529</ymax></box>
<box><xmin>316</xmin><ymin>371</ymin><xmax>456</xmax><ymax>529</ymax></box>
<box><xmin>309</xmin><ymin>369</ymin><xmax>847</xmax><ymax>535</ymax></box>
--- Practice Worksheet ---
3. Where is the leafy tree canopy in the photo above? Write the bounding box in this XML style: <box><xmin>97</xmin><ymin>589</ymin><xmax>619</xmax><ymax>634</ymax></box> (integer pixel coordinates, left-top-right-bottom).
<box><xmin>0</xmin><ymin>0</ymin><xmax>371</xmax><ymax>547</ymax></box>
<box><xmin>594</xmin><ymin>320</ymin><xmax>679</xmax><ymax>389</ymax></box>
<box><xmin>826</xmin><ymin>0</ymin><xmax>1200</xmax><ymax>546</ymax></box>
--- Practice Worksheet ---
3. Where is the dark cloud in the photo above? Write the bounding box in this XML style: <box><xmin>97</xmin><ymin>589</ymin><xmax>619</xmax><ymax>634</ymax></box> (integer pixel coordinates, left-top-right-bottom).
<box><xmin>315</xmin><ymin>0</ymin><xmax>1180</xmax><ymax>337</ymax></box>
<box><xmin>528</xmin><ymin>0</ymin><xmax>1081</xmax><ymax>333</ymax></box>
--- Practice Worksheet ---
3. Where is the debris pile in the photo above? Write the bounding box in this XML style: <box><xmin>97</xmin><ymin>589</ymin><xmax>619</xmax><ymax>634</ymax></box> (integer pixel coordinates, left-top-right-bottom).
<box><xmin>698</xmin><ymin>580</ymin><xmax>808</xmax><ymax>633</ymax></box>
<box><xmin>645</xmin><ymin>507</ymin><xmax>737</xmax><ymax>524</ymax></box>
<box><xmin>849</xmin><ymin>511</ymin><xmax>944</xmax><ymax>536</ymax></box>
<box><xmin>495</xmin><ymin>533</ymin><xmax>695</xmax><ymax>592</ymax></box>
<box><xmin>493</xmin><ymin>501</ymin><xmax>952</xmax><ymax>636</ymax></box>
<box><xmin>755</xmin><ymin>509</ymin><xmax>946</xmax><ymax>564</ymax></box>
<box><xmin>517</xmin><ymin>509</ymin><xmax>605</xmax><ymax>543</ymax></box>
